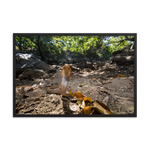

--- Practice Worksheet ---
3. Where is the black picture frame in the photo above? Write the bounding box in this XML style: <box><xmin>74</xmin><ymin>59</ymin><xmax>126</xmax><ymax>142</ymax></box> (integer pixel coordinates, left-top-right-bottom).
<box><xmin>10</xmin><ymin>30</ymin><xmax>139</xmax><ymax>120</ymax></box>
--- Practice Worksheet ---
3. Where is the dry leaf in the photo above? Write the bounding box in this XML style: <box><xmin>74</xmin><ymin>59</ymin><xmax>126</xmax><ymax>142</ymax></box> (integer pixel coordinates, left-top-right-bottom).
<box><xmin>113</xmin><ymin>74</ymin><xmax>119</xmax><ymax>78</ymax></box>
<box><xmin>27</xmin><ymin>85</ymin><xmax>31</xmax><ymax>87</ymax></box>
<box><xmin>77</xmin><ymin>97</ymin><xmax>92</xmax><ymax>108</ymax></box>
<box><xmin>77</xmin><ymin>98</ymin><xmax>86</xmax><ymax>109</ymax></box>
<box><xmin>97</xmin><ymin>80</ymin><xmax>102</xmax><ymax>85</ymax></box>
<box><xmin>68</xmin><ymin>86</ymin><xmax>76</xmax><ymax>94</ymax></box>
<box><xmin>103</xmin><ymin>81</ymin><xmax>108</xmax><ymax>84</ymax></box>
<box><xmin>27</xmin><ymin>87</ymin><xmax>34</xmax><ymax>92</ymax></box>
<box><xmin>102</xmin><ymin>96</ymin><xmax>109</xmax><ymax>105</ymax></box>
<box><xmin>82</xmin><ymin>106</ymin><xmax>94</xmax><ymax>115</ymax></box>
<box><xmin>74</xmin><ymin>92</ymin><xmax>84</xmax><ymax>99</ymax></box>
<box><xmin>118</xmin><ymin>74</ymin><xmax>126</xmax><ymax>77</ymax></box>
<box><xmin>129</xmin><ymin>76</ymin><xmax>134</xmax><ymax>80</ymax></box>
<box><xmin>77</xmin><ymin>99</ymin><xmax>82</xmax><ymax>107</ymax></box>
<box><xmin>32</xmin><ymin>84</ymin><xmax>37</xmax><ymax>88</ymax></box>
<box><xmin>79</xmin><ymin>84</ymin><xmax>85</xmax><ymax>87</ymax></box>
<box><xmin>81</xmin><ymin>100</ymin><xmax>85</xmax><ymax>108</ymax></box>
<box><xmin>93</xmin><ymin>100</ymin><xmax>113</xmax><ymax>114</ymax></box>
<box><xmin>128</xmin><ymin>86</ymin><xmax>132</xmax><ymax>89</ymax></box>
<box><xmin>79</xmin><ymin>71</ymin><xmax>84</xmax><ymax>74</ymax></box>
<box><xmin>69</xmin><ymin>90</ymin><xmax>74</xmax><ymax>97</ymax></box>
<box><xmin>83</xmin><ymin>97</ymin><xmax>92</xmax><ymax>103</ymax></box>
<box><xmin>93</xmin><ymin>78</ymin><xmax>97</xmax><ymax>81</ymax></box>
<box><xmin>100</xmin><ymin>87</ymin><xmax>104</xmax><ymax>91</ymax></box>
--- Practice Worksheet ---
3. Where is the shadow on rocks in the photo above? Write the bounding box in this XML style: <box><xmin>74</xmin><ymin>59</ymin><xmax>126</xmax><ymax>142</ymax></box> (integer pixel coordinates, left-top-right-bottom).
<box><xmin>61</xmin><ymin>96</ymin><xmax>75</xmax><ymax>114</ymax></box>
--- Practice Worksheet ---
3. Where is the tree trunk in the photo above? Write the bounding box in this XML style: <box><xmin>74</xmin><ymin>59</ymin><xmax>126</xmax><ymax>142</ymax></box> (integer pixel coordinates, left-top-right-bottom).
<box><xmin>19</xmin><ymin>36</ymin><xmax>22</xmax><ymax>52</ymax></box>
<box><xmin>37</xmin><ymin>36</ymin><xmax>45</xmax><ymax>61</ymax></box>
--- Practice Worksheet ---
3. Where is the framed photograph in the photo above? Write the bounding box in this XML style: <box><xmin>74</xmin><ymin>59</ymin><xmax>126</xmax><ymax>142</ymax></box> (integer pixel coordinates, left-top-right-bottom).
<box><xmin>13</xmin><ymin>33</ymin><xmax>137</xmax><ymax>117</ymax></box>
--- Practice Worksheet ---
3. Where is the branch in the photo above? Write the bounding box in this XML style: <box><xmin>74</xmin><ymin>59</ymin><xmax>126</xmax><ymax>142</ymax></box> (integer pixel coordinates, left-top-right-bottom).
<box><xmin>27</xmin><ymin>36</ymin><xmax>38</xmax><ymax>46</ymax></box>
<box><xmin>130</xmin><ymin>43</ymin><xmax>134</xmax><ymax>49</ymax></box>
<box><xmin>125</xmin><ymin>37</ymin><xmax>134</xmax><ymax>41</ymax></box>
<box><xmin>112</xmin><ymin>44</ymin><xmax>133</xmax><ymax>55</ymax></box>
<box><xmin>107</xmin><ymin>37</ymin><xmax>134</xmax><ymax>45</ymax></box>
<box><xmin>121</xmin><ymin>44</ymin><xmax>132</xmax><ymax>50</ymax></box>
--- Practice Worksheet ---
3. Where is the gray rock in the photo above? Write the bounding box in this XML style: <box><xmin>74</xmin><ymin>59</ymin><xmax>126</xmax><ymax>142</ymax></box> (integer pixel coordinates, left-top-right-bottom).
<box><xmin>16</xmin><ymin>53</ymin><xmax>52</xmax><ymax>77</ymax></box>
<box><xmin>18</xmin><ymin>68</ymin><xmax>48</xmax><ymax>80</ymax></box>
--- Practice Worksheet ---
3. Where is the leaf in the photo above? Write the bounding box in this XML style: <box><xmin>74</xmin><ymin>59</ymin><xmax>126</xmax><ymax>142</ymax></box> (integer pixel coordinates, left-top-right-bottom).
<box><xmin>118</xmin><ymin>74</ymin><xmax>127</xmax><ymax>77</ymax></box>
<box><xmin>113</xmin><ymin>74</ymin><xmax>119</xmax><ymax>78</ymax></box>
<box><xmin>27</xmin><ymin>87</ymin><xmax>34</xmax><ymax>92</ymax></box>
<box><xmin>74</xmin><ymin>92</ymin><xmax>84</xmax><ymax>100</ymax></box>
<box><xmin>102</xmin><ymin>96</ymin><xmax>109</xmax><ymax>105</ymax></box>
<box><xmin>77</xmin><ymin>99</ymin><xmax>82</xmax><ymax>107</ymax></box>
<box><xmin>79</xmin><ymin>71</ymin><xmax>84</xmax><ymax>74</ymax></box>
<box><xmin>69</xmin><ymin>90</ymin><xmax>74</xmax><ymax>97</ymax></box>
<box><xmin>97</xmin><ymin>80</ymin><xmax>102</xmax><ymax>85</ymax></box>
<box><xmin>128</xmin><ymin>86</ymin><xmax>132</xmax><ymax>89</ymax></box>
<box><xmin>82</xmin><ymin>106</ymin><xmax>94</xmax><ymax>115</ymax></box>
<box><xmin>27</xmin><ymin>85</ymin><xmax>31</xmax><ymax>87</ymax></box>
<box><xmin>103</xmin><ymin>81</ymin><xmax>108</xmax><ymax>84</ymax></box>
<box><xmin>81</xmin><ymin>100</ymin><xmax>85</xmax><ymax>108</ymax></box>
<box><xmin>93</xmin><ymin>100</ymin><xmax>113</xmax><ymax>114</ymax></box>
<box><xmin>79</xmin><ymin>84</ymin><xmax>85</xmax><ymax>87</ymax></box>
<box><xmin>83</xmin><ymin>97</ymin><xmax>92</xmax><ymax>103</ymax></box>
<box><xmin>68</xmin><ymin>86</ymin><xmax>76</xmax><ymax>95</ymax></box>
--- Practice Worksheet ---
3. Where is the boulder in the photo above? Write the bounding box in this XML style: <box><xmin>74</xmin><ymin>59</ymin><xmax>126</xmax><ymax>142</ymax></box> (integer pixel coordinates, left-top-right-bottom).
<box><xmin>18</xmin><ymin>68</ymin><xmax>48</xmax><ymax>80</ymax></box>
<box><xmin>16</xmin><ymin>53</ymin><xmax>52</xmax><ymax>77</ymax></box>
<box><xmin>110</xmin><ymin>56</ymin><xmax>134</xmax><ymax>63</ymax></box>
<box><xmin>111</xmin><ymin>49</ymin><xmax>134</xmax><ymax>65</ymax></box>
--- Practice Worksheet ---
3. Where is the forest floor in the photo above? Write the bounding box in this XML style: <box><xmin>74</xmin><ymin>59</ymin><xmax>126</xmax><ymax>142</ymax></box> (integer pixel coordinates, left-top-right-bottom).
<box><xmin>15</xmin><ymin>62</ymin><xmax>134</xmax><ymax>115</ymax></box>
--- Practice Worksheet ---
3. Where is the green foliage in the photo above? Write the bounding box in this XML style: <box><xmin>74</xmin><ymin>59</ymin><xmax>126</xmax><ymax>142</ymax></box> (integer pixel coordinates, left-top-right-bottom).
<box><xmin>15</xmin><ymin>36</ymin><xmax>65</xmax><ymax>59</ymax></box>
<box><xmin>15</xmin><ymin>35</ymin><xmax>134</xmax><ymax>61</ymax></box>
<box><xmin>105</xmin><ymin>36</ymin><xmax>134</xmax><ymax>53</ymax></box>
